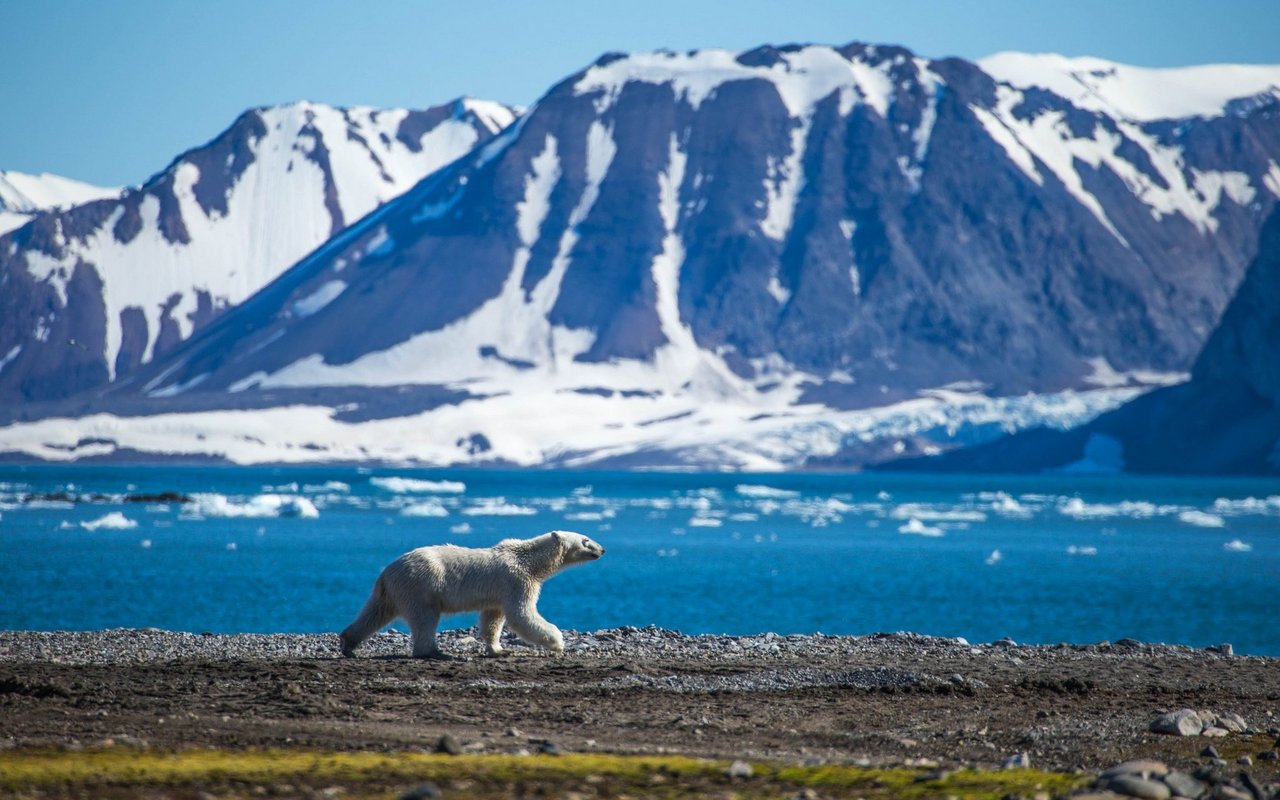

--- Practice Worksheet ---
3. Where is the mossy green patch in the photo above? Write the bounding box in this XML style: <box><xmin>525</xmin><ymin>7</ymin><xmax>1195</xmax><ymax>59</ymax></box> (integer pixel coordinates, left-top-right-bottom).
<box><xmin>0</xmin><ymin>747</ymin><xmax>1091</xmax><ymax>799</ymax></box>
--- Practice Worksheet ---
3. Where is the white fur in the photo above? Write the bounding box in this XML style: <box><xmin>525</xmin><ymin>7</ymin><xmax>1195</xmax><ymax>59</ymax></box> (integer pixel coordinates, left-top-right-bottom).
<box><xmin>340</xmin><ymin>530</ymin><xmax>604</xmax><ymax>658</ymax></box>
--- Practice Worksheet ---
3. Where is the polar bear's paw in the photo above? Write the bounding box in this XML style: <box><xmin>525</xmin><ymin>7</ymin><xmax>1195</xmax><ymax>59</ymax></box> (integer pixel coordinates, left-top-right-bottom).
<box><xmin>338</xmin><ymin>633</ymin><xmax>356</xmax><ymax>658</ymax></box>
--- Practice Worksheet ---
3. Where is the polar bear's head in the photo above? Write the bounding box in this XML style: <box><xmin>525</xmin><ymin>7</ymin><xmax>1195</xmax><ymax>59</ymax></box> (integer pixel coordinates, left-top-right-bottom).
<box><xmin>552</xmin><ymin>530</ymin><xmax>605</xmax><ymax>565</ymax></box>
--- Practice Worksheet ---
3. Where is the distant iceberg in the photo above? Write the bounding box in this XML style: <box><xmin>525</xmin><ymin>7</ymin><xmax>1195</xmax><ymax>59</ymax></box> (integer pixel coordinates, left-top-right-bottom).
<box><xmin>736</xmin><ymin>484</ymin><xmax>800</xmax><ymax>499</ymax></box>
<box><xmin>186</xmin><ymin>493</ymin><xmax>319</xmax><ymax>519</ymax></box>
<box><xmin>1177</xmin><ymin>510</ymin><xmax>1226</xmax><ymax>528</ymax></box>
<box><xmin>80</xmin><ymin>512</ymin><xmax>137</xmax><ymax>531</ymax></box>
<box><xmin>898</xmin><ymin>517</ymin><xmax>943</xmax><ymax>537</ymax></box>
<box><xmin>1223</xmin><ymin>539</ymin><xmax>1253</xmax><ymax>552</ymax></box>
<box><xmin>371</xmin><ymin>477</ymin><xmax>466</xmax><ymax>494</ymax></box>
<box><xmin>461</xmin><ymin>499</ymin><xmax>536</xmax><ymax>516</ymax></box>
<box><xmin>401</xmin><ymin>500</ymin><xmax>450</xmax><ymax>517</ymax></box>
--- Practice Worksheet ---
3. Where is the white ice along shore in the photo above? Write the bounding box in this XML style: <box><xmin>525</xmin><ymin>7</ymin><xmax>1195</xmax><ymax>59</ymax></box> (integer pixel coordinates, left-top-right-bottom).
<box><xmin>0</xmin><ymin>383</ymin><xmax>1148</xmax><ymax>469</ymax></box>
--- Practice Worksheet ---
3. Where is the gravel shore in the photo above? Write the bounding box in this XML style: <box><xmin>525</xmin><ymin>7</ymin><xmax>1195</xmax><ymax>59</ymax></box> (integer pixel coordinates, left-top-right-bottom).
<box><xmin>3</xmin><ymin>628</ymin><xmax>1279</xmax><ymax>797</ymax></box>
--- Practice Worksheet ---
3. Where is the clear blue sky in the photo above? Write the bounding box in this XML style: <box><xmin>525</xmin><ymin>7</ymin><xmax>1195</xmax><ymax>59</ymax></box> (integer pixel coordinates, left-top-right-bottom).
<box><xmin>4</xmin><ymin>0</ymin><xmax>1278</xmax><ymax>188</ymax></box>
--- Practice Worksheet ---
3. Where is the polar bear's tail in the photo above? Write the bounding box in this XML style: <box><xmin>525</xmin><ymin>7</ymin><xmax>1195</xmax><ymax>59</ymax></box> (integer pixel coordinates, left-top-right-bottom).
<box><xmin>339</xmin><ymin>575</ymin><xmax>397</xmax><ymax>657</ymax></box>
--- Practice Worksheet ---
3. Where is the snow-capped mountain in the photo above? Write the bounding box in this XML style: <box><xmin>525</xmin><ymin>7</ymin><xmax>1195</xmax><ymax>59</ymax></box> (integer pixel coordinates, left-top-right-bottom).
<box><xmin>0</xmin><ymin>170</ymin><xmax>120</xmax><ymax>236</ymax></box>
<box><xmin>0</xmin><ymin>97</ymin><xmax>516</xmax><ymax>403</ymax></box>
<box><xmin>3</xmin><ymin>43</ymin><xmax>1279</xmax><ymax>469</ymax></box>
<box><xmin>892</xmin><ymin>206</ymin><xmax>1280</xmax><ymax>475</ymax></box>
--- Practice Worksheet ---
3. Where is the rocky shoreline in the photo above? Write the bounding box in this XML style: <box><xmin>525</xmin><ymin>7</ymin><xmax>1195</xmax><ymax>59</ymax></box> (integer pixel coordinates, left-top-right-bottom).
<box><xmin>2</xmin><ymin>628</ymin><xmax>1279</xmax><ymax>798</ymax></box>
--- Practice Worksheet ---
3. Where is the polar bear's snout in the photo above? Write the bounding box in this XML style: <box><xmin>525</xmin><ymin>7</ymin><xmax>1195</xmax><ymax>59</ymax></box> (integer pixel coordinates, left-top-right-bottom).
<box><xmin>560</xmin><ymin>531</ymin><xmax>605</xmax><ymax>562</ymax></box>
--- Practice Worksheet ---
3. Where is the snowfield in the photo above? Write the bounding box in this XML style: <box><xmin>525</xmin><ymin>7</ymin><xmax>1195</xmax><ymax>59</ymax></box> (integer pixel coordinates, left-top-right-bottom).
<box><xmin>0</xmin><ymin>383</ymin><xmax>1150</xmax><ymax>470</ymax></box>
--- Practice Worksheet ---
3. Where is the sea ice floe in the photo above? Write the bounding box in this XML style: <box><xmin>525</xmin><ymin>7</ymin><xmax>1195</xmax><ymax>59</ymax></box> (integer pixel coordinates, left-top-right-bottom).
<box><xmin>80</xmin><ymin>512</ymin><xmax>137</xmax><ymax>531</ymax></box>
<box><xmin>891</xmin><ymin>504</ymin><xmax>987</xmax><ymax>522</ymax></box>
<box><xmin>449</xmin><ymin>523</ymin><xmax>472</xmax><ymax>534</ymax></box>
<box><xmin>1212</xmin><ymin>496</ymin><xmax>1280</xmax><ymax>516</ymax></box>
<box><xmin>1057</xmin><ymin>497</ymin><xmax>1178</xmax><ymax>519</ymax></box>
<box><xmin>1222</xmin><ymin>539</ymin><xmax>1253</xmax><ymax>553</ymax></box>
<box><xmin>985</xmin><ymin>549</ymin><xmax>1002</xmax><ymax>565</ymax></box>
<box><xmin>401</xmin><ymin>500</ymin><xmax>450</xmax><ymax>517</ymax></box>
<box><xmin>735</xmin><ymin>484</ymin><xmax>800</xmax><ymax>499</ymax></box>
<box><xmin>304</xmin><ymin>481</ymin><xmax>350</xmax><ymax>493</ymax></box>
<box><xmin>898</xmin><ymin>518</ymin><xmax>944</xmax><ymax>537</ymax></box>
<box><xmin>688</xmin><ymin>516</ymin><xmax>723</xmax><ymax>527</ymax></box>
<box><xmin>185</xmin><ymin>493</ymin><xmax>320</xmax><ymax>519</ymax></box>
<box><xmin>983</xmin><ymin>492</ymin><xmax>1034</xmax><ymax>517</ymax></box>
<box><xmin>461</xmin><ymin>499</ymin><xmax>537</xmax><ymax>516</ymax></box>
<box><xmin>1066</xmin><ymin>545</ymin><xmax>1098</xmax><ymax>556</ymax></box>
<box><xmin>370</xmin><ymin>477</ymin><xmax>466</xmax><ymax>493</ymax></box>
<box><xmin>1177</xmin><ymin>510</ymin><xmax>1226</xmax><ymax>528</ymax></box>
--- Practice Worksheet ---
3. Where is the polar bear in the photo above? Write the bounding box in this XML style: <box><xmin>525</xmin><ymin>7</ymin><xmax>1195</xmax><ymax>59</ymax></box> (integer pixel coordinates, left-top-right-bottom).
<box><xmin>339</xmin><ymin>530</ymin><xmax>604</xmax><ymax>659</ymax></box>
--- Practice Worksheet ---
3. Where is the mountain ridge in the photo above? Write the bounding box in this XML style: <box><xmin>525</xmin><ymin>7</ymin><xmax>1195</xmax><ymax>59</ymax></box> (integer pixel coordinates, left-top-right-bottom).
<box><xmin>0</xmin><ymin>97</ymin><xmax>516</xmax><ymax>404</ymax></box>
<box><xmin>2</xmin><ymin>41</ymin><xmax>1279</xmax><ymax>470</ymax></box>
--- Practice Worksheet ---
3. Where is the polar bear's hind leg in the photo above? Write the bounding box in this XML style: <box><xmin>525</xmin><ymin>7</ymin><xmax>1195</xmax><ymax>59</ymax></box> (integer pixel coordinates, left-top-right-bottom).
<box><xmin>339</xmin><ymin>577</ymin><xmax>397</xmax><ymax>657</ymax></box>
<box><xmin>404</xmin><ymin>604</ymin><xmax>447</xmax><ymax>659</ymax></box>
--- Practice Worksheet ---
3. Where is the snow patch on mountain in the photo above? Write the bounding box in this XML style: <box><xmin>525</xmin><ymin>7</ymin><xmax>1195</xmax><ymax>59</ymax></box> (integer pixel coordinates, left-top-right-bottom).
<box><xmin>971</xmin><ymin>83</ymin><xmax>1264</xmax><ymax>241</ymax></box>
<box><xmin>0</xmin><ymin>170</ymin><xmax>120</xmax><ymax>236</ymax></box>
<box><xmin>979</xmin><ymin>52</ymin><xmax>1280</xmax><ymax>122</ymax></box>
<box><xmin>574</xmin><ymin>45</ymin><xmax>896</xmax><ymax>118</ymax></box>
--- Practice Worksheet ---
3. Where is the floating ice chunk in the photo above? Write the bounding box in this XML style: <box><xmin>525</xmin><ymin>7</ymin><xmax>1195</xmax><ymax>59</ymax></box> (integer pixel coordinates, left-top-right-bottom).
<box><xmin>186</xmin><ymin>493</ymin><xmax>319</xmax><ymax>519</ymax></box>
<box><xmin>688</xmin><ymin>516</ymin><xmax>723</xmax><ymax>528</ymax></box>
<box><xmin>1067</xmin><ymin>545</ymin><xmax>1098</xmax><ymax>556</ymax></box>
<box><xmin>988</xmin><ymin>492</ymin><xmax>1033</xmax><ymax>517</ymax></box>
<box><xmin>736</xmin><ymin>484</ymin><xmax>801</xmax><ymax>499</ymax></box>
<box><xmin>1178</xmin><ymin>510</ymin><xmax>1226</xmax><ymax>528</ymax></box>
<box><xmin>1057</xmin><ymin>498</ymin><xmax>1174</xmax><ymax>519</ymax></box>
<box><xmin>985</xmin><ymin>549</ymin><xmax>1002</xmax><ymax>565</ymax></box>
<box><xmin>401</xmin><ymin>500</ymin><xmax>450</xmax><ymax>517</ymax></box>
<box><xmin>80</xmin><ymin>512</ymin><xmax>137</xmax><ymax>531</ymax></box>
<box><xmin>371</xmin><ymin>477</ymin><xmax>466</xmax><ymax>493</ymax></box>
<box><xmin>898</xmin><ymin>517</ymin><xmax>943</xmax><ymax>537</ymax></box>
<box><xmin>226</xmin><ymin>542</ymin><xmax>238</xmax><ymax>551</ymax></box>
<box><xmin>729</xmin><ymin>513</ymin><xmax>759</xmax><ymax>522</ymax></box>
<box><xmin>304</xmin><ymin>481</ymin><xmax>351</xmax><ymax>493</ymax></box>
<box><xmin>1222</xmin><ymin>539</ymin><xmax>1253</xmax><ymax>552</ymax></box>
<box><xmin>449</xmin><ymin>523</ymin><xmax>472</xmax><ymax>534</ymax></box>
<box><xmin>462</xmin><ymin>499</ymin><xmax>536</xmax><ymax>516</ymax></box>
<box><xmin>891</xmin><ymin>504</ymin><xmax>987</xmax><ymax>522</ymax></box>
<box><xmin>1212</xmin><ymin>496</ymin><xmax>1280</xmax><ymax>515</ymax></box>
<box><xmin>140</xmin><ymin>539</ymin><xmax>152</xmax><ymax>549</ymax></box>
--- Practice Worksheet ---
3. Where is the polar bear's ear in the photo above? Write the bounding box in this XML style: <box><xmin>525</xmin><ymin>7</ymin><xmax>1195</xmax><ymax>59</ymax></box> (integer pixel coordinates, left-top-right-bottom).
<box><xmin>551</xmin><ymin>530</ymin><xmax>563</xmax><ymax>544</ymax></box>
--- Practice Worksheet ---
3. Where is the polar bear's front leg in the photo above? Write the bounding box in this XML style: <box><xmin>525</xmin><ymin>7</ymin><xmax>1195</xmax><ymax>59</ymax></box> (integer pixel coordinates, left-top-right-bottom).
<box><xmin>480</xmin><ymin>608</ymin><xmax>507</xmax><ymax>656</ymax></box>
<box><xmin>503</xmin><ymin>596</ymin><xmax>564</xmax><ymax>653</ymax></box>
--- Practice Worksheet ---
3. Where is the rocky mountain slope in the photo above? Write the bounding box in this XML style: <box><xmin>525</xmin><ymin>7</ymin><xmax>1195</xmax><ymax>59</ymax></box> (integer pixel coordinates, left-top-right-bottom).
<box><xmin>0</xmin><ymin>98</ymin><xmax>515</xmax><ymax>404</ymax></box>
<box><xmin>2</xmin><ymin>43</ymin><xmax>1279</xmax><ymax>468</ymax></box>
<box><xmin>888</xmin><ymin>206</ymin><xmax>1280</xmax><ymax>475</ymax></box>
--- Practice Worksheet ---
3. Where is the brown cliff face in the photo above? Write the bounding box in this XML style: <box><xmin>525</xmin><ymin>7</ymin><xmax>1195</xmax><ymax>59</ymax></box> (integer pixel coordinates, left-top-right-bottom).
<box><xmin>892</xmin><ymin>208</ymin><xmax>1280</xmax><ymax>475</ymax></box>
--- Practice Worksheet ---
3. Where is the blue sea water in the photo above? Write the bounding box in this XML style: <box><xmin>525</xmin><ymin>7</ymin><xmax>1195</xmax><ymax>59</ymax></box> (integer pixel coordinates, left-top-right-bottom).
<box><xmin>1</xmin><ymin>465</ymin><xmax>1277</xmax><ymax>654</ymax></box>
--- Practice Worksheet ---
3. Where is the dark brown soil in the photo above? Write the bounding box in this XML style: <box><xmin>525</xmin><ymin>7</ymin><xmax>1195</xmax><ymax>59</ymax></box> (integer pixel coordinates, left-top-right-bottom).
<box><xmin>3</xmin><ymin>631</ymin><xmax>1279</xmax><ymax>780</ymax></box>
